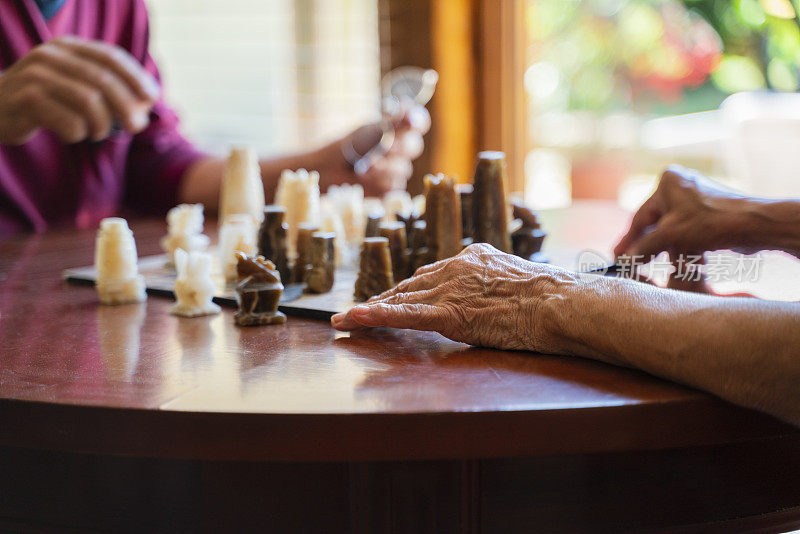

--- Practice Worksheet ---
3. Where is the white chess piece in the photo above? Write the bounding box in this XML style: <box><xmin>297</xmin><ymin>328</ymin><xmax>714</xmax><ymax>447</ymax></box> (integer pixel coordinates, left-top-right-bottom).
<box><xmin>321</xmin><ymin>183</ymin><xmax>364</xmax><ymax>262</ymax></box>
<box><xmin>275</xmin><ymin>168</ymin><xmax>321</xmax><ymax>260</ymax></box>
<box><xmin>219</xmin><ymin>146</ymin><xmax>265</xmax><ymax>226</ymax></box>
<box><xmin>94</xmin><ymin>218</ymin><xmax>146</xmax><ymax>305</ymax></box>
<box><xmin>218</xmin><ymin>214</ymin><xmax>257</xmax><ymax>282</ymax></box>
<box><xmin>383</xmin><ymin>190</ymin><xmax>414</xmax><ymax>222</ymax></box>
<box><xmin>171</xmin><ymin>249</ymin><xmax>221</xmax><ymax>317</ymax></box>
<box><xmin>160</xmin><ymin>203</ymin><xmax>210</xmax><ymax>265</ymax></box>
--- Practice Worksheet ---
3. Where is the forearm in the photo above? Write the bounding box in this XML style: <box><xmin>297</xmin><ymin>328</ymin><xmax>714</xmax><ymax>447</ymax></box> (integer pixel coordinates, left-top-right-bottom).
<box><xmin>541</xmin><ymin>276</ymin><xmax>800</xmax><ymax>425</ymax></box>
<box><xmin>178</xmin><ymin>150</ymin><xmax>327</xmax><ymax>210</ymax></box>
<box><xmin>739</xmin><ymin>198</ymin><xmax>800</xmax><ymax>257</ymax></box>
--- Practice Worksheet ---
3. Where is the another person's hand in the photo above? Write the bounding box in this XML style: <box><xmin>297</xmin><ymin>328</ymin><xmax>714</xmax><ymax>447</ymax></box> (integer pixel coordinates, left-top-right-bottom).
<box><xmin>331</xmin><ymin>243</ymin><xmax>577</xmax><ymax>351</ymax></box>
<box><xmin>613</xmin><ymin>166</ymin><xmax>752</xmax><ymax>261</ymax></box>
<box><xmin>0</xmin><ymin>36</ymin><xmax>159</xmax><ymax>145</ymax></box>
<box><xmin>314</xmin><ymin>102</ymin><xmax>431</xmax><ymax>196</ymax></box>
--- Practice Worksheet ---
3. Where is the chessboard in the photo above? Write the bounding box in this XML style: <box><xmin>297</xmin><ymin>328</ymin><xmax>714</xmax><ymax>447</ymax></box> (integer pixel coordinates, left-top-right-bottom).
<box><xmin>63</xmin><ymin>252</ymin><xmax>359</xmax><ymax>319</ymax></box>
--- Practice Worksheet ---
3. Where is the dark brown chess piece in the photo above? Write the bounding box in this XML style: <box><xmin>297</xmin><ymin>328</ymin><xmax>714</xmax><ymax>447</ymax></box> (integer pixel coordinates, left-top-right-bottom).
<box><xmin>353</xmin><ymin>237</ymin><xmax>395</xmax><ymax>301</ymax></box>
<box><xmin>257</xmin><ymin>205</ymin><xmax>290</xmax><ymax>283</ymax></box>
<box><xmin>305</xmin><ymin>232</ymin><xmax>336</xmax><ymax>294</ymax></box>
<box><xmin>234</xmin><ymin>252</ymin><xmax>287</xmax><ymax>326</ymax></box>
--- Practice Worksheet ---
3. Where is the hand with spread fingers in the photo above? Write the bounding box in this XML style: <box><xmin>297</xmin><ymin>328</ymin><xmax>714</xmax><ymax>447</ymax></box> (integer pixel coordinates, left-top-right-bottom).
<box><xmin>0</xmin><ymin>35</ymin><xmax>160</xmax><ymax>145</ymax></box>
<box><xmin>331</xmin><ymin>243</ymin><xmax>579</xmax><ymax>352</ymax></box>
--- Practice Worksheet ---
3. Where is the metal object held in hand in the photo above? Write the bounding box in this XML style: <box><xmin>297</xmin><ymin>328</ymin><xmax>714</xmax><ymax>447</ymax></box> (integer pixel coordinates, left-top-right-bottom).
<box><xmin>342</xmin><ymin>66</ymin><xmax>438</xmax><ymax>176</ymax></box>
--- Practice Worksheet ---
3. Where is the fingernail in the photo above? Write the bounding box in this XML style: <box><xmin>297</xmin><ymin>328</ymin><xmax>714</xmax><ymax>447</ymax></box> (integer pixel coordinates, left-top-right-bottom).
<box><xmin>331</xmin><ymin>313</ymin><xmax>343</xmax><ymax>327</ymax></box>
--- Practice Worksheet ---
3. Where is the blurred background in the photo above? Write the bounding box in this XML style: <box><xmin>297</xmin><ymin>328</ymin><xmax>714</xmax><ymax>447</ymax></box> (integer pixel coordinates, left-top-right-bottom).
<box><xmin>145</xmin><ymin>0</ymin><xmax>800</xmax><ymax>205</ymax></box>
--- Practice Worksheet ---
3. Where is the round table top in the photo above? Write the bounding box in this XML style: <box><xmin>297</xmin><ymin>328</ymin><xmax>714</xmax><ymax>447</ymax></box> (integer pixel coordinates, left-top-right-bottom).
<box><xmin>0</xmin><ymin>202</ymin><xmax>795</xmax><ymax>461</ymax></box>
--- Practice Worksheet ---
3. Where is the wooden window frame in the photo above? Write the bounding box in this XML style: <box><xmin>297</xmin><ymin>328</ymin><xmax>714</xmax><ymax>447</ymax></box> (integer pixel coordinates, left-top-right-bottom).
<box><xmin>380</xmin><ymin>0</ymin><xmax>527</xmax><ymax>194</ymax></box>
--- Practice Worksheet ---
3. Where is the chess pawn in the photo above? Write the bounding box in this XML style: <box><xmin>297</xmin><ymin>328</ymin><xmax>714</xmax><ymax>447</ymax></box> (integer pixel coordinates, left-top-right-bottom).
<box><xmin>219</xmin><ymin>146</ymin><xmax>265</xmax><ymax>226</ymax></box>
<box><xmin>353</xmin><ymin>237</ymin><xmax>395</xmax><ymax>301</ymax></box>
<box><xmin>218</xmin><ymin>214</ymin><xmax>257</xmax><ymax>282</ymax></box>
<box><xmin>305</xmin><ymin>232</ymin><xmax>336</xmax><ymax>294</ymax></box>
<box><xmin>171</xmin><ymin>249</ymin><xmax>221</xmax><ymax>317</ymax></box>
<box><xmin>160</xmin><ymin>203</ymin><xmax>210</xmax><ymax>265</ymax></box>
<box><xmin>275</xmin><ymin>168</ymin><xmax>321</xmax><ymax>260</ymax></box>
<box><xmin>94</xmin><ymin>217</ymin><xmax>147</xmax><ymax>305</ymax></box>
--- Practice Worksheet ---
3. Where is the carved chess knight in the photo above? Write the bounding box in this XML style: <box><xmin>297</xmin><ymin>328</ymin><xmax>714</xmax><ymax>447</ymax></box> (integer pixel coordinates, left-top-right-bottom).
<box><xmin>171</xmin><ymin>249</ymin><xmax>221</xmax><ymax>317</ymax></box>
<box><xmin>160</xmin><ymin>203</ymin><xmax>210</xmax><ymax>265</ymax></box>
<box><xmin>94</xmin><ymin>218</ymin><xmax>146</xmax><ymax>305</ymax></box>
<box><xmin>234</xmin><ymin>252</ymin><xmax>287</xmax><ymax>326</ymax></box>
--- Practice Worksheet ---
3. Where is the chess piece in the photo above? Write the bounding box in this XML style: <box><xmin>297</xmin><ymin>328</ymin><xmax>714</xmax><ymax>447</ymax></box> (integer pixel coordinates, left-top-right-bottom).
<box><xmin>510</xmin><ymin>201</ymin><xmax>547</xmax><ymax>261</ymax></box>
<box><xmin>353</xmin><ymin>237</ymin><xmax>395</xmax><ymax>301</ymax></box>
<box><xmin>379</xmin><ymin>222</ymin><xmax>408</xmax><ymax>283</ymax></box>
<box><xmin>275</xmin><ymin>168</ymin><xmax>321</xmax><ymax>260</ymax></box>
<box><xmin>94</xmin><ymin>218</ymin><xmax>147</xmax><ymax>305</ymax></box>
<box><xmin>319</xmin><ymin>199</ymin><xmax>348</xmax><ymax>266</ymax></box>
<box><xmin>219</xmin><ymin>146</ymin><xmax>265</xmax><ymax>227</ymax></box>
<box><xmin>472</xmin><ymin>151</ymin><xmax>512</xmax><ymax>252</ymax></box>
<box><xmin>323</xmin><ymin>183</ymin><xmax>365</xmax><ymax>260</ymax></box>
<box><xmin>364</xmin><ymin>212</ymin><xmax>383</xmax><ymax>238</ymax></box>
<box><xmin>457</xmin><ymin>183</ymin><xmax>474</xmax><ymax>241</ymax></box>
<box><xmin>160</xmin><ymin>203</ymin><xmax>210</xmax><ymax>265</ymax></box>
<box><xmin>171</xmin><ymin>249</ymin><xmax>221</xmax><ymax>317</ymax></box>
<box><xmin>423</xmin><ymin>173</ymin><xmax>462</xmax><ymax>261</ymax></box>
<box><xmin>305</xmin><ymin>232</ymin><xmax>336</xmax><ymax>293</ymax></box>
<box><xmin>257</xmin><ymin>206</ymin><xmax>291</xmax><ymax>283</ymax></box>
<box><xmin>292</xmin><ymin>223</ymin><xmax>319</xmax><ymax>284</ymax></box>
<box><xmin>408</xmin><ymin>219</ymin><xmax>430</xmax><ymax>276</ymax></box>
<box><xmin>383</xmin><ymin>190</ymin><xmax>414</xmax><ymax>223</ymax></box>
<box><xmin>234</xmin><ymin>252</ymin><xmax>287</xmax><ymax>326</ymax></box>
<box><xmin>218</xmin><ymin>214</ymin><xmax>257</xmax><ymax>282</ymax></box>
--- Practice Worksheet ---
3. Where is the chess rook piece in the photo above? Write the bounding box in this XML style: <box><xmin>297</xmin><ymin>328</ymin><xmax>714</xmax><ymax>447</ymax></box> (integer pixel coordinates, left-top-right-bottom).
<box><xmin>275</xmin><ymin>168</ymin><xmax>321</xmax><ymax>260</ymax></box>
<box><xmin>171</xmin><ymin>249</ymin><xmax>221</xmax><ymax>317</ymax></box>
<box><xmin>291</xmin><ymin>223</ymin><xmax>319</xmax><ymax>284</ymax></box>
<box><xmin>94</xmin><ymin>218</ymin><xmax>147</xmax><ymax>305</ymax></box>
<box><xmin>379</xmin><ymin>222</ymin><xmax>408</xmax><ymax>283</ymax></box>
<box><xmin>219</xmin><ymin>146</ymin><xmax>265</xmax><ymax>227</ymax></box>
<box><xmin>218</xmin><ymin>214</ymin><xmax>257</xmax><ymax>282</ymax></box>
<box><xmin>257</xmin><ymin>205</ymin><xmax>291</xmax><ymax>283</ymax></box>
<box><xmin>457</xmin><ymin>183</ymin><xmax>474</xmax><ymax>241</ymax></box>
<box><xmin>353</xmin><ymin>237</ymin><xmax>395</xmax><ymax>302</ymax></box>
<box><xmin>472</xmin><ymin>151</ymin><xmax>512</xmax><ymax>252</ymax></box>
<box><xmin>161</xmin><ymin>203</ymin><xmax>210</xmax><ymax>266</ymax></box>
<box><xmin>234</xmin><ymin>252</ymin><xmax>287</xmax><ymax>326</ymax></box>
<box><xmin>423</xmin><ymin>173</ymin><xmax>462</xmax><ymax>262</ymax></box>
<box><xmin>305</xmin><ymin>232</ymin><xmax>336</xmax><ymax>294</ymax></box>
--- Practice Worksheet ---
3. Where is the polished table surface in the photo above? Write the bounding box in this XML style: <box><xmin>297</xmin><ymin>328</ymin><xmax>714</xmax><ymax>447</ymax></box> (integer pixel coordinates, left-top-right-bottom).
<box><xmin>1</xmin><ymin>201</ymin><xmax>796</xmax><ymax>463</ymax></box>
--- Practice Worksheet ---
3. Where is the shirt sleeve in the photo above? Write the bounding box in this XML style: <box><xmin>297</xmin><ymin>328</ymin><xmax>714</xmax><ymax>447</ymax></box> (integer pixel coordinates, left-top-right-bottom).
<box><xmin>122</xmin><ymin>0</ymin><xmax>207</xmax><ymax>215</ymax></box>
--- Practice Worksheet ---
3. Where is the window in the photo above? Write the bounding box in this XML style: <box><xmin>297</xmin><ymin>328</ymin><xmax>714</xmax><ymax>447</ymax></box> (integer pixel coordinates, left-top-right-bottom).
<box><xmin>145</xmin><ymin>0</ymin><xmax>381</xmax><ymax>157</ymax></box>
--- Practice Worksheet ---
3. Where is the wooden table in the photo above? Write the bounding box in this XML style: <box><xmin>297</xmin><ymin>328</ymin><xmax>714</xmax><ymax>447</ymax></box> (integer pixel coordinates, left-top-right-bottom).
<box><xmin>1</xmin><ymin>202</ymin><xmax>799</xmax><ymax>533</ymax></box>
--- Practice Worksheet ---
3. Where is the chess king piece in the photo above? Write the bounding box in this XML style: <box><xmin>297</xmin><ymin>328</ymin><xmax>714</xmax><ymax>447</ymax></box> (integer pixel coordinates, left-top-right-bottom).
<box><xmin>171</xmin><ymin>249</ymin><xmax>221</xmax><ymax>317</ymax></box>
<box><xmin>160</xmin><ymin>203</ymin><xmax>210</xmax><ymax>265</ymax></box>
<box><xmin>305</xmin><ymin>232</ymin><xmax>336</xmax><ymax>293</ymax></box>
<box><xmin>353</xmin><ymin>237</ymin><xmax>395</xmax><ymax>301</ymax></box>
<box><xmin>257</xmin><ymin>206</ymin><xmax>291</xmax><ymax>283</ymax></box>
<box><xmin>219</xmin><ymin>146</ymin><xmax>265</xmax><ymax>226</ymax></box>
<box><xmin>94</xmin><ymin>217</ymin><xmax>146</xmax><ymax>305</ymax></box>
<box><xmin>472</xmin><ymin>151</ymin><xmax>512</xmax><ymax>252</ymax></box>
<box><xmin>234</xmin><ymin>252</ymin><xmax>287</xmax><ymax>326</ymax></box>
<box><xmin>423</xmin><ymin>173</ymin><xmax>462</xmax><ymax>262</ymax></box>
<box><xmin>275</xmin><ymin>168</ymin><xmax>321</xmax><ymax>260</ymax></box>
<box><xmin>218</xmin><ymin>214</ymin><xmax>257</xmax><ymax>282</ymax></box>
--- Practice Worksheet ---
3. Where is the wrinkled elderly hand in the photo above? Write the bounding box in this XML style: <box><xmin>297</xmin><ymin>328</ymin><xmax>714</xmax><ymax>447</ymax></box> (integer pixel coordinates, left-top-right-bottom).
<box><xmin>315</xmin><ymin>102</ymin><xmax>431</xmax><ymax>196</ymax></box>
<box><xmin>0</xmin><ymin>36</ymin><xmax>159</xmax><ymax>145</ymax></box>
<box><xmin>331</xmin><ymin>243</ymin><xmax>578</xmax><ymax>351</ymax></box>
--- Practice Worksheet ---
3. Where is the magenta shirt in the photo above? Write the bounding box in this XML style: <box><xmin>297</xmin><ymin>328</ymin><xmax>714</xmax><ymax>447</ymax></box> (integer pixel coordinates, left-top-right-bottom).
<box><xmin>0</xmin><ymin>0</ymin><xmax>205</xmax><ymax>238</ymax></box>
